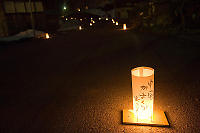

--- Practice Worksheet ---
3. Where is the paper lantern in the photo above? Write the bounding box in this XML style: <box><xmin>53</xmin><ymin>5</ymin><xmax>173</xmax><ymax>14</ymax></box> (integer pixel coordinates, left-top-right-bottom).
<box><xmin>122</xmin><ymin>67</ymin><xmax>169</xmax><ymax>126</ymax></box>
<box><xmin>45</xmin><ymin>33</ymin><xmax>49</xmax><ymax>39</ymax></box>
<box><xmin>116</xmin><ymin>22</ymin><xmax>118</xmax><ymax>25</ymax></box>
<box><xmin>112</xmin><ymin>19</ymin><xmax>115</xmax><ymax>23</ymax></box>
<box><xmin>99</xmin><ymin>17</ymin><xmax>101</xmax><ymax>20</ymax></box>
<box><xmin>123</xmin><ymin>24</ymin><xmax>127</xmax><ymax>30</ymax></box>
<box><xmin>77</xmin><ymin>8</ymin><xmax>80</xmax><ymax>11</ymax></box>
<box><xmin>79</xmin><ymin>26</ymin><xmax>82</xmax><ymax>30</ymax></box>
<box><xmin>106</xmin><ymin>18</ymin><xmax>108</xmax><ymax>20</ymax></box>
<box><xmin>66</xmin><ymin>18</ymin><xmax>68</xmax><ymax>21</ymax></box>
<box><xmin>90</xmin><ymin>23</ymin><xmax>92</xmax><ymax>26</ymax></box>
<box><xmin>80</xmin><ymin>19</ymin><xmax>82</xmax><ymax>21</ymax></box>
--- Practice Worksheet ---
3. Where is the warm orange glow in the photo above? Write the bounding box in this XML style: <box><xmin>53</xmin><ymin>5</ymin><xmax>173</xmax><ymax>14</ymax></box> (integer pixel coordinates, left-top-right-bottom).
<box><xmin>106</xmin><ymin>18</ymin><xmax>108</xmax><ymax>20</ymax></box>
<box><xmin>131</xmin><ymin>67</ymin><xmax>154</xmax><ymax>122</ymax></box>
<box><xmin>90</xmin><ymin>23</ymin><xmax>92</xmax><ymax>26</ymax></box>
<box><xmin>77</xmin><ymin>8</ymin><xmax>80</xmax><ymax>11</ymax></box>
<box><xmin>79</xmin><ymin>26</ymin><xmax>82</xmax><ymax>30</ymax></box>
<box><xmin>80</xmin><ymin>19</ymin><xmax>82</xmax><ymax>21</ymax></box>
<box><xmin>116</xmin><ymin>21</ymin><xmax>118</xmax><ymax>25</ymax></box>
<box><xmin>112</xmin><ymin>19</ymin><xmax>115</xmax><ymax>23</ymax></box>
<box><xmin>123</xmin><ymin>24</ymin><xmax>127</xmax><ymax>30</ymax></box>
<box><xmin>45</xmin><ymin>33</ymin><xmax>49</xmax><ymax>39</ymax></box>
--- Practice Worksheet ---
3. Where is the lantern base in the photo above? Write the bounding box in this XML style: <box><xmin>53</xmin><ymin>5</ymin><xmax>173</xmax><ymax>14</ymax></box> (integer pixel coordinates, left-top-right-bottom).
<box><xmin>122</xmin><ymin>109</ymin><xmax>169</xmax><ymax>127</ymax></box>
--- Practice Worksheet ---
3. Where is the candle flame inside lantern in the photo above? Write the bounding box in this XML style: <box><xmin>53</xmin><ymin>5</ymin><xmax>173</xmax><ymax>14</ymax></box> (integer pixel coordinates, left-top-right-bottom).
<box><xmin>123</xmin><ymin>24</ymin><xmax>127</xmax><ymax>30</ymax></box>
<box><xmin>131</xmin><ymin>67</ymin><xmax>154</xmax><ymax>122</ymax></box>
<box><xmin>79</xmin><ymin>26</ymin><xmax>82</xmax><ymax>30</ymax></box>
<box><xmin>116</xmin><ymin>21</ymin><xmax>119</xmax><ymax>25</ymax></box>
<box><xmin>45</xmin><ymin>33</ymin><xmax>49</xmax><ymax>39</ymax></box>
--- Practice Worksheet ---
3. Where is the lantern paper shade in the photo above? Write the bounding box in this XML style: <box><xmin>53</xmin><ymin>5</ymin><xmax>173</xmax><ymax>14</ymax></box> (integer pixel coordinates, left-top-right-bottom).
<box><xmin>123</xmin><ymin>24</ymin><xmax>127</xmax><ymax>30</ymax></box>
<box><xmin>131</xmin><ymin>67</ymin><xmax>154</xmax><ymax>122</ymax></box>
<box><xmin>116</xmin><ymin>22</ymin><xmax>118</xmax><ymax>25</ymax></box>
<box><xmin>45</xmin><ymin>33</ymin><xmax>49</xmax><ymax>39</ymax></box>
<box><xmin>122</xmin><ymin>66</ymin><xmax>169</xmax><ymax>127</ymax></box>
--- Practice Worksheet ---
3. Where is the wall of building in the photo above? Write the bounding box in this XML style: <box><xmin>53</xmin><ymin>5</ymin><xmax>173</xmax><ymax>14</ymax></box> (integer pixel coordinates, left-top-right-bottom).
<box><xmin>0</xmin><ymin>1</ymin><xmax>8</xmax><ymax>37</ymax></box>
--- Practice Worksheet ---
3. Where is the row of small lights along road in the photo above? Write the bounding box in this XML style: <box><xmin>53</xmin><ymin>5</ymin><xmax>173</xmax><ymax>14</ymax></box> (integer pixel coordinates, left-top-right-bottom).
<box><xmin>65</xmin><ymin>16</ymin><xmax>127</xmax><ymax>31</ymax></box>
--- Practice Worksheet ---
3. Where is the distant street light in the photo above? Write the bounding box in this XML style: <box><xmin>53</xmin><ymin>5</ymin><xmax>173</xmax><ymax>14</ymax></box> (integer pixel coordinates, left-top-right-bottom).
<box><xmin>64</xmin><ymin>6</ymin><xmax>67</xmax><ymax>10</ymax></box>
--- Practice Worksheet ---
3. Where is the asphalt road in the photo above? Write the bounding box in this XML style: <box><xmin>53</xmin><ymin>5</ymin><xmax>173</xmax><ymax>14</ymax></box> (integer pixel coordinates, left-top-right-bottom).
<box><xmin>0</xmin><ymin>28</ymin><xmax>200</xmax><ymax>133</ymax></box>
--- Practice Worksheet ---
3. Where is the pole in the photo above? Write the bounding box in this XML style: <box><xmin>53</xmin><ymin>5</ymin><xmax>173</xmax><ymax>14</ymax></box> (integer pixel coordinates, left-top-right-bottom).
<box><xmin>29</xmin><ymin>0</ymin><xmax>35</xmax><ymax>37</ymax></box>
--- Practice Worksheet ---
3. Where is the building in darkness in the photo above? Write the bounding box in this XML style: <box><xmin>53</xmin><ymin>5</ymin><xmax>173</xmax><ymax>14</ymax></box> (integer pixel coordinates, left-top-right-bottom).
<box><xmin>0</xmin><ymin>0</ymin><xmax>60</xmax><ymax>37</ymax></box>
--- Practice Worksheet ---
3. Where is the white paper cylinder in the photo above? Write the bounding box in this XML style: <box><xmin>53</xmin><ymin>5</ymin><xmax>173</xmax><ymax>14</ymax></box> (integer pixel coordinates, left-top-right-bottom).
<box><xmin>131</xmin><ymin>67</ymin><xmax>154</xmax><ymax>122</ymax></box>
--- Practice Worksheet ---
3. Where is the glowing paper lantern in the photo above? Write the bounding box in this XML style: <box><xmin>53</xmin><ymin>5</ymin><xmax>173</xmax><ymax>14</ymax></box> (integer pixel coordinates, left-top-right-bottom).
<box><xmin>131</xmin><ymin>67</ymin><xmax>154</xmax><ymax>122</ymax></box>
<box><xmin>79</xmin><ymin>26</ymin><xmax>82</xmax><ymax>30</ymax></box>
<box><xmin>99</xmin><ymin>18</ymin><xmax>101</xmax><ymax>20</ymax></box>
<box><xmin>116</xmin><ymin>21</ymin><xmax>118</xmax><ymax>25</ymax></box>
<box><xmin>45</xmin><ymin>33</ymin><xmax>49</xmax><ymax>39</ymax></box>
<box><xmin>66</xmin><ymin>18</ymin><xmax>68</xmax><ymax>21</ymax></box>
<box><xmin>80</xmin><ymin>19</ymin><xmax>82</xmax><ymax>21</ymax></box>
<box><xmin>77</xmin><ymin>8</ymin><xmax>80</xmax><ymax>11</ymax></box>
<box><xmin>106</xmin><ymin>18</ymin><xmax>108</xmax><ymax>20</ymax></box>
<box><xmin>90</xmin><ymin>23</ymin><xmax>92</xmax><ymax>26</ymax></box>
<box><xmin>122</xmin><ymin>67</ymin><xmax>169</xmax><ymax>126</ymax></box>
<box><xmin>93</xmin><ymin>21</ymin><xmax>95</xmax><ymax>24</ymax></box>
<box><xmin>123</xmin><ymin>24</ymin><xmax>127</xmax><ymax>30</ymax></box>
<box><xmin>112</xmin><ymin>19</ymin><xmax>115</xmax><ymax>24</ymax></box>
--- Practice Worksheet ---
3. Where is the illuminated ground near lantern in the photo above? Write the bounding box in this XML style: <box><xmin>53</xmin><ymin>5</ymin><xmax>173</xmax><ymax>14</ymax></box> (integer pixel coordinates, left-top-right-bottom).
<box><xmin>122</xmin><ymin>109</ymin><xmax>169</xmax><ymax>126</ymax></box>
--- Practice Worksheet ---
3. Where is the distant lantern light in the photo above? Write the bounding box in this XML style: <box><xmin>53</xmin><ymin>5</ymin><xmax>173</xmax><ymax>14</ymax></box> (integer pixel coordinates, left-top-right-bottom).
<box><xmin>122</xmin><ymin>67</ymin><xmax>169</xmax><ymax>126</ymax></box>
<box><xmin>90</xmin><ymin>23</ymin><xmax>92</xmax><ymax>26</ymax></box>
<box><xmin>79</xmin><ymin>26</ymin><xmax>82</xmax><ymax>30</ymax></box>
<box><xmin>116</xmin><ymin>21</ymin><xmax>119</xmax><ymax>25</ymax></box>
<box><xmin>45</xmin><ymin>33</ymin><xmax>49</xmax><ymax>39</ymax></box>
<box><xmin>112</xmin><ymin>20</ymin><xmax>115</xmax><ymax>24</ymax></box>
<box><xmin>115</xmin><ymin>22</ymin><xmax>119</xmax><ymax>25</ymax></box>
<box><xmin>71</xmin><ymin>18</ymin><xmax>73</xmax><ymax>20</ymax></box>
<box><xmin>123</xmin><ymin>24</ymin><xmax>127</xmax><ymax>30</ymax></box>
<box><xmin>66</xmin><ymin>18</ymin><xmax>68</xmax><ymax>21</ymax></box>
<box><xmin>93</xmin><ymin>21</ymin><xmax>95</xmax><ymax>24</ymax></box>
<box><xmin>99</xmin><ymin>17</ymin><xmax>101</xmax><ymax>20</ymax></box>
<box><xmin>106</xmin><ymin>17</ymin><xmax>108</xmax><ymax>20</ymax></box>
<box><xmin>85</xmin><ymin>6</ymin><xmax>88</xmax><ymax>9</ymax></box>
<box><xmin>91</xmin><ymin>17</ymin><xmax>93</xmax><ymax>20</ymax></box>
<box><xmin>80</xmin><ymin>19</ymin><xmax>82</xmax><ymax>21</ymax></box>
<box><xmin>77</xmin><ymin>8</ymin><xmax>81</xmax><ymax>11</ymax></box>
